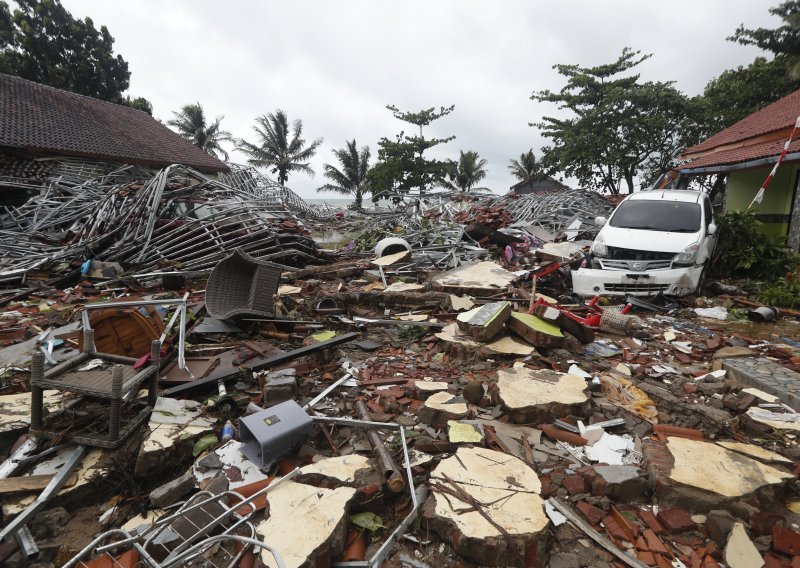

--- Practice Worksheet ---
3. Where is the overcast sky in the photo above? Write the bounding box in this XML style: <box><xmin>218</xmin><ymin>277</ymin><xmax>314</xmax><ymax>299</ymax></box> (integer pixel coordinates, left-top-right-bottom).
<box><xmin>61</xmin><ymin>0</ymin><xmax>778</xmax><ymax>198</ymax></box>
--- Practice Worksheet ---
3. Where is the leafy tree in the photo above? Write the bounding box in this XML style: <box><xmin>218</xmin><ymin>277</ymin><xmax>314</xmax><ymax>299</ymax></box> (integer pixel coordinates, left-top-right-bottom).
<box><xmin>121</xmin><ymin>96</ymin><xmax>153</xmax><ymax>116</ymax></box>
<box><xmin>237</xmin><ymin>109</ymin><xmax>323</xmax><ymax>185</ymax></box>
<box><xmin>508</xmin><ymin>149</ymin><xmax>547</xmax><ymax>185</ymax></box>
<box><xmin>317</xmin><ymin>139</ymin><xmax>371</xmax><ymax>208</ymax></box>
<box><xmin>367</xmin><ymin>105</ymin><xmax>455</xmax><ymax>199</ymax></box>
<box><xmin>730</xmin><ymin>1</ymin><xmax>800</xmax><ymax>70</ymax></box>
<box><xmin>533</xmin><ymin>48</ymin><xmax>697</xmax><ymax>194</ymax></box>
<box><xmin>440</xmin><ymin>150</ymin><xmax>488</xmax><ymax>193</ymax></box>
<box><xmin>700</xmin><ymin>56</ymin><xmax>800</xmax><ymax>134</ymax></box>
<box><xmin>0</xmin><ymin>0</ymin><xmax>132</xmax><ymax>102</ymax></box>
<box><xmin>168</xmin><ymin>103</ymin><xmax>232</xmax><ymax>160</ymax></box>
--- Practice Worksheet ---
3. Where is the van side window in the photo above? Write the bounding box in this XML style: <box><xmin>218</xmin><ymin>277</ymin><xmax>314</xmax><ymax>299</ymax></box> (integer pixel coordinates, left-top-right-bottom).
<box><xmin>703</xmin><ymin>198</ymin><xmax>713</xmax><ymax>228</ymax></box>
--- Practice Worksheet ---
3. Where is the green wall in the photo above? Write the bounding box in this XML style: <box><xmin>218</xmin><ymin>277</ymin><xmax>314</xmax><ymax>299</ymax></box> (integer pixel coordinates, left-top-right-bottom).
<box><xmin>725</xmin><ymin>163</ymin><xmax>798</xmax><ymax>238</ymax></box>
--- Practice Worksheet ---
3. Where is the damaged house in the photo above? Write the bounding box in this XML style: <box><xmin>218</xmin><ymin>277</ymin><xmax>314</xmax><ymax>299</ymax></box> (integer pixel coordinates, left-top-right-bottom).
<box><xmin>675</xmin><ymin>87</ymin><xmax>800</xmax><ymax>249</ymax></box>
<box><xmin>0</xmin><ymin>73</ymin><xmax>321</xmax><ymax>290</ymax></box>
<box><xmin>0</xmin><ymin>72</ymin><xmax>229</xmax><ymax>205</ymax></box>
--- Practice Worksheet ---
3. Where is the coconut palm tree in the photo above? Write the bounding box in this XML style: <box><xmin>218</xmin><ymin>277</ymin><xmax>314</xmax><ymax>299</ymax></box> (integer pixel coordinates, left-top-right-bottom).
<box><xmin>167</xmin><ymin>103</ymin><xmax>232</xmax><ymax>160</ymax></box>
<box><xmin>507</xmin><ymin>149</ymin><xmax>546</xmax><ymax>184</ymax></box>
<box><xmin>236</xmin><ymin>109</ymin><xmax>323</xmax><ymax>186</ymax></box>
<box><xmin>441</xmin><ymin>150</ymin><xmax>489</xmax><ymax>193</ymax></box>
<box><xmin>317</xmin><ymin>140</ymin><xmax>371</xmax><ymax>209</ymax></box>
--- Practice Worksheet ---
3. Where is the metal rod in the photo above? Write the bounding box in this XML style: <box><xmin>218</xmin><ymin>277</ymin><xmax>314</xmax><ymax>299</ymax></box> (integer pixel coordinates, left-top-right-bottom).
<box><xmin>355</xmin><ymin>400</ymin><xmax>405</xmax><ymax>494</ymax></box>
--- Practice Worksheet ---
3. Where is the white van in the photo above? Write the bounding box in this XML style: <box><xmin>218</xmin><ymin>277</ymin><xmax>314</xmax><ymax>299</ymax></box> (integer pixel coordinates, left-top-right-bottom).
<box><xmin>571</xmin><ymin>190</ymin><xmax>717</xmax><ymax>297</ymax></box>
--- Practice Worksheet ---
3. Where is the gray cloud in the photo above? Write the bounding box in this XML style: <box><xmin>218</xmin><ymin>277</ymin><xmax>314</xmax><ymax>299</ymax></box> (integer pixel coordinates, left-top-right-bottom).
<box><xmin>62</xmin><ymin>0</ymin><xmax>776</xmax><ymax>197</ymax></box>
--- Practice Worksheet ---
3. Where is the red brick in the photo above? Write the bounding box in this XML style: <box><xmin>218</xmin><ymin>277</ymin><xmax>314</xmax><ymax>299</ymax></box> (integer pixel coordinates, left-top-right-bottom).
<box><xmin>602</xmin><ymin>515</ymin><xmax>630</xmax><ymax>542</ymax></box>
<box><xmin>683</xmin><ymin>383</ymin><xmax>699</xmax><ymax>394</ymax></box>
<box><xmin>643</xmin><ymin>529</ymin><xmax>670</xmax><ymax>555</ymax></box>
<box><xmin>576</xmin><ymin>500</ymin><xmax>605</xmax><ymax>525</ymax></box>
<box><xmin>774</xmin><ymin>526</ymin><xmax>800</xmax><ymax>556</ymax></box>
<box><xmin>654</xmin><ymin>554</ymin><xmax>673</xmax><ymax>568</ymax></box>
<box><xmin>763</xmin><ymin>553</ymin><xmax>788</xmax><ymax>568</ymax></box>
<box><xmin>658</xmin><ymin>507</ymin><xmax>696</xmax><ymax>533</ymax></box>
<box><xmin>639</xmin><ymin>509</ymin><xmax>667</xmax><ymax>534</ymax></box>
<box><xmin>653</xmin><ymin>424</ymin><xmax>704</xmax><ymax>440</ymax></box>
<box><xmin>636</xmin><ymin>550</ymin><xmax>656</xmax><ymax>565</ymax></box>
<box><xmin>701</xmin><ymin>555</ymin><xmax>721</xmax><ymax>568</ymax></box>
<box><xmin>563</xmin><ymin>474</ymin><xmax>588</xmax><ymax>495</ymax></box>
<box><xmin>751</xmin><ymin>512</ymin><xmax>786</xmax><ymax>536</ymax></box>
<box><xmin>611</xmin><ymin>506</ymin><xmax>640</xmax><ymax>541</ymax></box>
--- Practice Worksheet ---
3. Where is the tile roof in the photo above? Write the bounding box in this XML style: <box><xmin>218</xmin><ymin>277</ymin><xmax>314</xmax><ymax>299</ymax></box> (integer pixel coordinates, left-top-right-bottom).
<box><xmin>0</xmin><ymin>73</ymin><xmax>228</xmax><ymax>173</ymax></box>
<box><xmin>678</xmin><ymin>137</ymin><xmax>800</xmax><ymax>171</ymax></box>
<box><xmin>682</xmin><ymin>88</ymin><xmax>800</xmax><ymax>156</ymax></box>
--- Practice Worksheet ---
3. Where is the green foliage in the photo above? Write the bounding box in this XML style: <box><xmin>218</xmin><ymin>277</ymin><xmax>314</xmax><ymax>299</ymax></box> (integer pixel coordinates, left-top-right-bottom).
<box><xmin>709</xmin><ymin>210</ymin><xmax>800</xmax><ymax>279</ymax></box>
<box><xmin>168</xmin><ymin>102</ymin><xmax>232</xmax><ymax>160</ymax></box>
<box><xmin>532</xmin><ymin>48</ymin><xmax>700</xmax><ymax>194</ymax></box>
<box><xmin>701</xmin><ymin>57</ymin><xmax>800</xmax><ymax>134</ymax></box>
<box><xmin>237</xmin><ymin>109</ymin><xmax>323</xmax><ymax>186</ymax></box>
<box><xmin>440</xmin><ymin>150</ymin><xmax>488</xmax><ymax>193</ymax></box>
<box><xmin>317</xmin><ymin>139</ymin><xmax>371</xmax><ymax>208</ymax></box>
<box><xmin>368</xmin><ymin>104</ymin><xmax>456</xmax><ymax>200</ymax></box>
<box><xmin>120</xmin><ymin>96</ymin><xmax>153</xmax><ymax>116</ymax></box>
<box><xmin>758</xmin><ymin>274</ymin><xmax>800</xmax><ymax>308</ymax></box>
<box><xmin>0</xmin><ymin>0</ymin><xmax>130</xmax><ymax>101</ymax></box>
<box><xmin>349</xmin><ymin>512</ymin><xmax>384</xmax><ymax>532</ymax></box>
<box><xmin>508</xmin><ymin>149</ymin><xmax>547</xmax><ymax>185</ymax></box>
<box><xmin>192</xmin><ymin>433</ymin><xmax>218</xmax><ymax>457</ymax></box>
<box><xmin>730</xmin><ymin>1</ymin><xmax>800</xmax><ymax>62</ymax></box>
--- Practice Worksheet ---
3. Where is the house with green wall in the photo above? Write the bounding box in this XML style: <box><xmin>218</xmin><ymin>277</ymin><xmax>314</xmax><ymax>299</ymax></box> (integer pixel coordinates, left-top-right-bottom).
<box><xmin>675</xmin><ymin>88</ymin><xmax>800</xmax><ymax>249</ymax></box>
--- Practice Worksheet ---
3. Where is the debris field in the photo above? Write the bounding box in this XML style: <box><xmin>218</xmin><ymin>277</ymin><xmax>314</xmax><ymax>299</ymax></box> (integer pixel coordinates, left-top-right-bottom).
<box><xmin>0</xmin><ymin>164</ymin><xmax>798</xmax><ymax>568</ymax></box>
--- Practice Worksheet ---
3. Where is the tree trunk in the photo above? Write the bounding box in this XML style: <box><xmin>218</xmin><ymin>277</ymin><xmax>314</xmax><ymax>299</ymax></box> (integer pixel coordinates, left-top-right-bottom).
<box><xmin>624</xmin><ymin>171</ymin><xmax>635</xmax><ymax>194</ymax></box>
<box><xmin>354</xmin><ymin>191</ymin><xmax>363</xmax><ymax>209</ymax></box>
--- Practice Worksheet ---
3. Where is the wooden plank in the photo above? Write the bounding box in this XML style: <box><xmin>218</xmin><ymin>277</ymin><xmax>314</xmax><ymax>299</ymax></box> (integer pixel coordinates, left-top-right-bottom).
<box><xmin>0</xmin><ymin>472</ymin><xmax>78</xmax><ymax>494</ymax></box>
<box><xmin>0</xmin><ymin>475</ymin><xmax>53</xmax><ymax>494</ymax></box>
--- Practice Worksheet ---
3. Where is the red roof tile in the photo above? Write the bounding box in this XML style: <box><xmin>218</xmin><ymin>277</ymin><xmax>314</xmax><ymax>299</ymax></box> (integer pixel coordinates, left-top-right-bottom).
<box><xmin>0</xmin><ymin>73</ymin><xmax>228</xmax><ymax>173</ymax></box>
<box><xmin>683</xmin><ymin>88</ymin><xmax>800</xmax><ymax>155</ymax></box>
<box><xmin>678</xmin><ymin>137</ymin><xmax>800</xmax><ymax>170</ymax></box>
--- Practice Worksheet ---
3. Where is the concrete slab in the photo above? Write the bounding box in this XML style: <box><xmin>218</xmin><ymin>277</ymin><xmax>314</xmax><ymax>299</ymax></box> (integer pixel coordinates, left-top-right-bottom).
<box><xmin>426</xmin><ymin>447</ymin><xmax>549</xmax><ymax>566</ymax></box>
<box><xmin>257</xmin><ymin>481</ymin><xmax>356</xmax><ymax>568</ymax></box>
<box><xmin>431</xmin><ymin>261</ymin><xmax>518</xmax><ymax>294</ymax></box>
<box><xmin>298</xmin><ymin>455</ymin><xmax>372</xmax><ymax>486</ymax></box>
<box><xmin>134</xmin><ymin>398</ymin><xmax>214</xmax><ymax>477</ymax></box>
<box><xmin>721</xmin><ymin>356</ymin><xmax>800</xmax><ymax>410</ymax></box>
<box><xmin>663</xmin><ymin>437</ymin><xmax>793</xmax><ymax>512</ymax></box>
<box><xmin>435</xmin><ymin>323</ymin><xmax>535</xmax><ymax>356</ymax></box>
<box><xmin>496</xmin><ymin>366</ymin><xmax>589</xmax><ymax>423</ymax></box>
<box><xmin>715</xmin><ymin>441</ymin><xmax>792</xmax><ymax>465</ymax></box>
<box><xmin>0</xmin><ymin>390</ymin><xmax>63</xmax><ymax>434</ymax></box>
<box><xmin>417</xmin><ymin>391</ymin><xmax>469</xmax><ymax>424</ymax></box>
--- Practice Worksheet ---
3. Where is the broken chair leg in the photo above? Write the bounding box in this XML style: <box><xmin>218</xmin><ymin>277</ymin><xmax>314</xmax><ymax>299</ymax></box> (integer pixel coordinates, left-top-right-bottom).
<box><xmin>355</xmin><ymin>401</ymin><xmax>406</xmax><ymax>494</ymax></box>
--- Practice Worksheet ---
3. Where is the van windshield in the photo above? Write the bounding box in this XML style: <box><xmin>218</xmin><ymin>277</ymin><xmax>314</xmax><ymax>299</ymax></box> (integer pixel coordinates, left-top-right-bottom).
<box><xmin>609</xmin><ymin>201</ymin><xmax>701</xmax><ymax>233</ymax></box>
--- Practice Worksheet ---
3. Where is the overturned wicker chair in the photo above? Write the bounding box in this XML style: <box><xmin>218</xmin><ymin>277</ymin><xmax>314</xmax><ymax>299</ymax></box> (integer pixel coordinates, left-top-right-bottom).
<box><xmin>206</xmin><ymin>249</ymin><xmax>282</xmax><ymax>319</ymax></box>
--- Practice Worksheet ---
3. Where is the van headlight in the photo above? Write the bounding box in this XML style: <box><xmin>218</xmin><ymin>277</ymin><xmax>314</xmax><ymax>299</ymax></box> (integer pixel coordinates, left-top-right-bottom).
<box><xmin>591</xmin><ymin>234</ymin><xmax>608</xmax><ymax>258</ymax></box>
<box><xmin>674</xmin><ymin>243</ymin><xmax>699</xmax><ymax>265</ymax></box>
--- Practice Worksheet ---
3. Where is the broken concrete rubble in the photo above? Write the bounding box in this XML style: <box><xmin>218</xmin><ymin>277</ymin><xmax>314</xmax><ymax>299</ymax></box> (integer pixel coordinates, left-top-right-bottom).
<box><xmin>496</xmin><ymin>366</ymin><xmax>590</xmax><ymax>423</ymax></box>
<box><xmin>425</xmin><ymin>447</ymin><xmax>549</xmax><ymax>566</ymax></box>
<box><xmin>659</xmin><ymin>437</ymin><xmax>793</xmax><ymax>511</ymax></box>
<box><xmin>256</xmin><ymin>481</ymin><xmax>357</xmax><ymax>568</ymax></box>
<box><xmin>1</xmin><ymin>179</ymin><xmax>800</xmax><ymax>568</ymax></box>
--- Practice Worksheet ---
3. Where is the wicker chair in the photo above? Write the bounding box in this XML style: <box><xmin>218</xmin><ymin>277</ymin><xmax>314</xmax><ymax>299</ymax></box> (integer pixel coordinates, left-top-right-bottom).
<box><xmin>206</xmin><ymin>249</ymin><xmax>282</xmax><ymax>319</ymax></box>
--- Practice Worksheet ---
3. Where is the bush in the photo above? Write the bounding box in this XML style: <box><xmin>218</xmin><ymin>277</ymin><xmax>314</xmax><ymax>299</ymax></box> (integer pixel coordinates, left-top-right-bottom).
<box><xmin>758</xmin><ymin>272</ymin><xmax>800</xmax><ymax>309</ymax></box>
<box><xmin>709</xmin><ymin>210</ymin><xmax>800</xmax><ymax>280</ymax></box>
